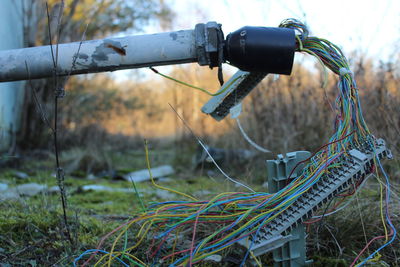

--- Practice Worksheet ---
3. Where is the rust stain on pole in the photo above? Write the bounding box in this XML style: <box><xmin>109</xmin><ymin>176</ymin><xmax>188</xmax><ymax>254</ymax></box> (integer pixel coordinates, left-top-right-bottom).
<box><xmin>106</xmin><ymin>44</ymin><xmax>126</xmax><ymax>56</ymax></box>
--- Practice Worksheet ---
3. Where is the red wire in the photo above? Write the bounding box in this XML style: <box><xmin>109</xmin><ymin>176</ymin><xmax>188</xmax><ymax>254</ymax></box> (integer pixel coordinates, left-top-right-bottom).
<box><xmin>81</xmin><ymin>218</ymin><xmax>134</xmax><ymax>266</ymax></box>
<box><xmin>188</xmin><ymin>214</ymin><xmax>200</xmax><ymax>266</ymax></box>
<box><xmin>285</xmin><ymin>130</ymin><xmax>356</xmax><ymax>186</ymax></box>
<box><xmin>349</xmin><ymin>228</ymin><xmax>394</xmax><ymax>267</ymax></box>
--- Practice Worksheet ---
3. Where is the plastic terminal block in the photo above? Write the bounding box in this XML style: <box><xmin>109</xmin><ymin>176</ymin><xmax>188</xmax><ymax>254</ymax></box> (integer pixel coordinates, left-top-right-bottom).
<box><xmin>268</xmin><ymin>151</ymin><xmax>311</xmax><ymax>194</ymax></box>
<box><xmin>201</xmin><ymin>70</ymin><xmax>267</xmax><ymax>121</ymax></box>
<box><xmin>267</xmin><ymin>151</ymin><xmax>311</xmax><ymax>267</ymax></box>
<box><xmin>242</xmin><ymin>138</ymin><xmax>391</xmax><ymax>257</ymax></box>
<box><xmin>238</xmin><ymin>235</ymin><xmax>294</xmax><ymax>256</ymax></box>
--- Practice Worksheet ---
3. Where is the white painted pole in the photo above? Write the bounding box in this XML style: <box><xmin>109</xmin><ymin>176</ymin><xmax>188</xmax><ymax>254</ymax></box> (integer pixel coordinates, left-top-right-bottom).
<box><xmin>0</xmin><ymin>21</ymin><xmax>224</xmax><ymax>82</ymax></box>
<box><xmin>0</xmin><ymin>28</ymin><xmax>207</xmax><ymax>82</ymax></box>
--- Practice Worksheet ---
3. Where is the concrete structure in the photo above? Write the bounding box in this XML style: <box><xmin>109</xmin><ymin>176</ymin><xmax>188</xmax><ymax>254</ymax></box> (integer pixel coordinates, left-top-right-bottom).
<box><xmin>0</xmin><ymin>0</ymin><xmax>25</xmax><ymax>152</ymax></box>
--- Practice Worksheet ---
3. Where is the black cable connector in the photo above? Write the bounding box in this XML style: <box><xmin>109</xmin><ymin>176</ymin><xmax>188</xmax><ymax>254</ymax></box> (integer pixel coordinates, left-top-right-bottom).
<box><xmin>224</xmin><ymin>26</ymin><xmax>296</xmax><ymax>75</ymax></box>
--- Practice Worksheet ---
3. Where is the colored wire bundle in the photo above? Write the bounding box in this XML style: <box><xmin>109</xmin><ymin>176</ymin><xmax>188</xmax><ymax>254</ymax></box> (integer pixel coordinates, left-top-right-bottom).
<box><xmin>74</xmin><ymin>19</ymin><xmax>396</xmax><ymax>266</ymax></box>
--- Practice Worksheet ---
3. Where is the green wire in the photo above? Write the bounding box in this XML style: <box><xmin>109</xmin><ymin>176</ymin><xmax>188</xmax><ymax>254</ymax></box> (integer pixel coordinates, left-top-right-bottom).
<box><xmin>121</xmin><ymin>253</ymin><xmax>145</xmax><ymax>267</ymax></box>
<box><xmin>121</xmin><ymin>228</ymin><xmax>129</xmax><ymax>264</ymax></box>
<box><xmin>149</xmin><ymin>67</ymin><xmax>244</xmax><ymax>96</ymax></box>
<box><xmin>121</xmin><ymin>223</ymin><xmax>146</xmax><ymax>267</ymax></box>
<box><xmin>130</xmin><ymin>178</ymin><xmax>147</xmax><ymax>213</ymax></box>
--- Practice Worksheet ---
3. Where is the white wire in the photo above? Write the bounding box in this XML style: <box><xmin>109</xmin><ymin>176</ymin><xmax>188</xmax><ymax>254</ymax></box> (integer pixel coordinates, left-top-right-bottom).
<box><xmin>197</xmin><ymin>139</ymin><xmax>256</xmax><ymax>193</ymax></box>
<box><xmin>169</xmin><ymin>103</ymin><xmax>256</xmax><ymax>193</ymax></box>
<box><xmin>236</xmin><ymin>118</ymin><xmax>270</xmax><ymax>153</ymax></box>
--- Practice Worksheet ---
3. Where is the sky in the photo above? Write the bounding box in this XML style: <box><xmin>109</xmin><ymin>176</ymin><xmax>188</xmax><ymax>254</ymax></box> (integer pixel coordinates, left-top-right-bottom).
<box><xmin>170</xmin><ymin>0</ymin><xmax>399</xmax><ymax>61</ymax></box>
<box><xmin>117</xmin><ymin>0</ymin><xmax>400</xmax><ymax>80</ymax></box>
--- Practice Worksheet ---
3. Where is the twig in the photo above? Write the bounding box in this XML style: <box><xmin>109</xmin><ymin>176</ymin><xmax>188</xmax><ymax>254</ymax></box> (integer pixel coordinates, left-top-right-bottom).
<box><xmin>46</xmin><ymin>0</ymin><xmax>72</xmax><ymax>245</ymax></box>
<box><xmin>24</xmin><ymin>61</ymin><xmax>54</xmax><ymax>133</ymax></box>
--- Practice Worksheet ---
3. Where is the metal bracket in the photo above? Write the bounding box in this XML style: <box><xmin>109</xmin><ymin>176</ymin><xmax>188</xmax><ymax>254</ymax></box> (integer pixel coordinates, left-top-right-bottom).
<box><xmin>195</xmin><ymin>21</ymin><xmax>224</xmax><ymax>68</ymax></box>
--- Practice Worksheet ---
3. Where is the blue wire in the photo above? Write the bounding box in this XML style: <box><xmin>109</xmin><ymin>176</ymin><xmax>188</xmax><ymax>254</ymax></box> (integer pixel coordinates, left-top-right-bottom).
<box><xmin>188</xmin><ymin>154</ymin><xmax>339</xmax><ymax>261</ymax></box>
<box><xmin>357</xmin><ymin>156</ymin><xmax>397</xmax><ymax>266</ymax></box>
<box><xmin>187</xmin><ymin>154</ymin><xmax>339</xmax><ymax>264</ymax></box>
<box><xmin>73</xmin><ymin>249</ymin><xmax>129</xmax><ymax>267</ymax></box>
<box><xmin>157</xmin><ymin>193</ymin><xmax>267</xmax><ymax>239</ymax></box>
<box><xmin>147</xmin><ymin>201</ymin><xmax>205</xmax><ymax>209</ymax></box>
<box><xmin>240</xmin><ymin>215</ymin><xmax>272</xmax><ymax>267</ymax></box>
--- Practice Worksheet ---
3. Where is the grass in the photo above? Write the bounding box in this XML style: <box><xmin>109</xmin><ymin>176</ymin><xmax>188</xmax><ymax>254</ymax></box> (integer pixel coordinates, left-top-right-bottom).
<box><xmin>0</xmin><ymin>146</ymin><xmax>399</xmax><ymax>266</ymax></box>
<box><xmin>0</xmin><ymin>147</ymin><xmax>258</xmax><ymax>265</ymax></box>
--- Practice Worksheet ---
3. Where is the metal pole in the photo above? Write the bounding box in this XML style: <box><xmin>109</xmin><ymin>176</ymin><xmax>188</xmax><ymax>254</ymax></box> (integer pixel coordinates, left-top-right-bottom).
<box><xmin>0</xmin><ymin>21</ymin><xmax>224</xmax><ymax>82</ymax></box>
<box><xmin>0</xmin><ymin>30</ymin><xmax>196</xmax><ymax>82</ymax></box>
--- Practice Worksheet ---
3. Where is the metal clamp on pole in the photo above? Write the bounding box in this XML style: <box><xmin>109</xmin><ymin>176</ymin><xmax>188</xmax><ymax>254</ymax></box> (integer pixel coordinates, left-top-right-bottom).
<box><xmin>195</xmin><ymin>21</ymin><xmax>225</xmax><ymax>84</ymax></box>
<box><xmin>0</xmin><ymin>22</ymin><xmax>296</xmax><ymax>84</ymax></box>
<box><xmin>0</xmin><ymin>22</ymin><xmax>225</xmax><ymax>83</ymax></box>
<box><xmin>195</xmin><ymin>21</ymin><xmax>224</xmax><ymax>68</ymax></box>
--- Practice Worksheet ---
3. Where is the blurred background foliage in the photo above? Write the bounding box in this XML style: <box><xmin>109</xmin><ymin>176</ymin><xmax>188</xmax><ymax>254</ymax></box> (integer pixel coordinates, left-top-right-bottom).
<box><xmin>18</xmin><ymin>0</ymin><xmax>173</xmax><ymax>148</ymax></box>
<box><xmin>17</xmin><ymin>1</ymin><xmax>400</xmax><ymax>170</ymax></box>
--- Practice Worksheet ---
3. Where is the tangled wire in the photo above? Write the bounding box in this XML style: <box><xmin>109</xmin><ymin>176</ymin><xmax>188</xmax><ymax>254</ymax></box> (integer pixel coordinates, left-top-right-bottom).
<box><xmin>74</xmin><ymin>19</ymin><xmax>396</xmax><ymax>267</ymax></box>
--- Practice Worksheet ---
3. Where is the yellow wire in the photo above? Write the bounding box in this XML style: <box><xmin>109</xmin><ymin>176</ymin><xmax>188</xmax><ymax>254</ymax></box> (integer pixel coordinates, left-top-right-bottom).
<box><xmin>368</xmin><ymin>143</ymin><xmax>389</xmax><ymax>242</ymax></box>
<box><xmin>296</xmin><ymin>35</ymin><xmax>329</xmax><ymax>89</ymax></box>
<box><xmin>354</xmin><ymin>252</ymin><xmax>382</xmax><ymax>267</ymax></box>
<box><xmin>125</xmin><ymin>222</ymin><xmax>153</xmax><ymax>252</ymax></box>
<box><xmin>374</xmin><ymin>157</ymin><xmax>389</xmax><ymax>241</ymax></box>
<box><xmin>102</xmin><ymin>222</ymin><xmax>153</xmax><ymax>266</ymax></box>
<box><xmin>193</xmin><ymin>153</ymin><xmax>339</xmax><ymax>257</ymax></box>
<box><xmin>247</xmin><ymin>238</ymin><xmax>263</xmax><ymax>267</ymax></box>
<box><xmin>98</xmin><ymin>215</ymin><xmax>152</xmax><ymax>267</ymax></box>
<box><xmin>250</xmin><ymin>251</ymin><xmax>263</xmax><ymax>267</ymax></box>
<box><xmin>137</xmin><ymin>220</ymin><xmax>151</xmax><ymax>237</ymax></box>
<box><xmin>106</xmin><ymin>192</ymin><xmax>247</xmax><ymax>266</ymax></box>
<box><xmin>101</xmin><ymin>147</ymin><xmax>340</xmax><ymax>266</ymax></box>
<box><xmin>171</xmin><ymin>228</ymin><xmax>181</xmax><ymax>264</ymax></box>
<box><xmin>98</xmin><ymin>251</ymin><xmax>148</xmax><ymax>267</ymax></box>
<box><xmin>144</xmin><ymin>140</ymin><xmax>198</xmax><ymax>201</ymax></box>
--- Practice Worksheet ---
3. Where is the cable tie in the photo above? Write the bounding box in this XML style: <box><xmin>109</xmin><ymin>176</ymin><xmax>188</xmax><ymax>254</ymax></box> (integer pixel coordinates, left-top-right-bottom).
<box><xmin>230</xmin><ymin>103</ymin><xmax>242</xmax><ymax>119</ymax></box>
<box><xmin>339</xmin><ymin>67</ymin><xmax>353</xmax><ymax>77</ymax></box>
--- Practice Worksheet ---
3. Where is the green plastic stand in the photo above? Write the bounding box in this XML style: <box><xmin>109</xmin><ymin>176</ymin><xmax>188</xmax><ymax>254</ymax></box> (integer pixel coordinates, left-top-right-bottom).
<box><xmin>267</xmin><ymin>151</ymin><xmax>312</xmax><ymax>267</ymax></box>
